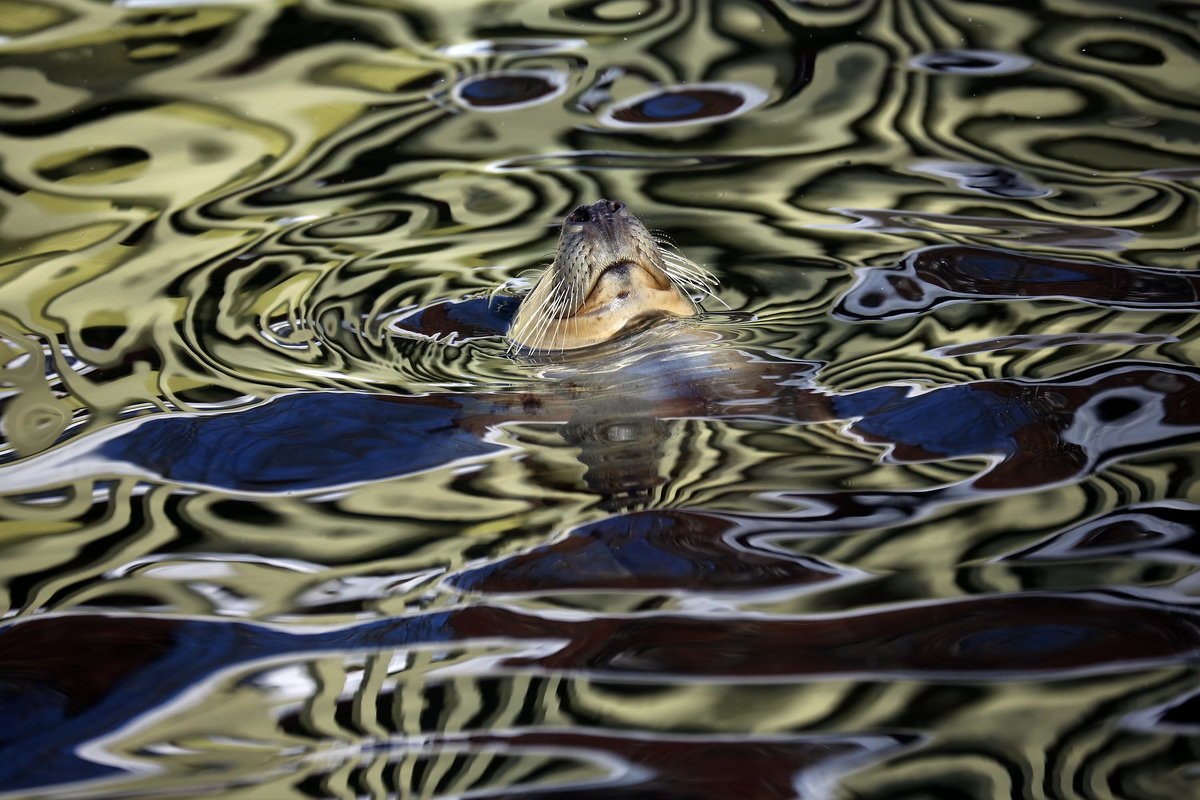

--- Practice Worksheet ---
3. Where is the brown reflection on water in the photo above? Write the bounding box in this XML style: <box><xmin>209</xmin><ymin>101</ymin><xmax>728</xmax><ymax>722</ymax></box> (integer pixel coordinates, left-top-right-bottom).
<box><xmin>453</xmin><ymin>595</ymin><xmax>1200</xmax><ymax>679</ymax></box>
<box><xmin>0</xmin><ymin>615</ymin><xmax>177</xmax><ymax>717</ymax></box>
<box><xmin>1</xmin><ymin>592</ymin><xmax>1193</xmax><ymax>793</ymax></box>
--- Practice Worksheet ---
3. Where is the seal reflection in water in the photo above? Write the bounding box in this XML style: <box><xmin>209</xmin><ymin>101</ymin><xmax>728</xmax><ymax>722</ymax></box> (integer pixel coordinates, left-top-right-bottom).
<box><xmin>507</xmin><ymin>199</ymin><xmax>718</xmax><ymax>351</ymax></box>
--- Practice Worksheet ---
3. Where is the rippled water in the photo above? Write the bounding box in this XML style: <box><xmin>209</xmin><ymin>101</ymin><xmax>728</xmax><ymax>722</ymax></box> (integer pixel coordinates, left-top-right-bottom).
<box><xmin>2</xmin><ymin>1</ymin><xmax>1199</xmax><ymax>797</ymax></box>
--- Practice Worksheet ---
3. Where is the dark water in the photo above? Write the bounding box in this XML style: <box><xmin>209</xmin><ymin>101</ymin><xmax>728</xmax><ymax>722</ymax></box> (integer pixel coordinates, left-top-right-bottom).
<box><xmin>2</xmin><ymin>1</ymin><xmax>1199</xmax><ymax>797</ymax></box>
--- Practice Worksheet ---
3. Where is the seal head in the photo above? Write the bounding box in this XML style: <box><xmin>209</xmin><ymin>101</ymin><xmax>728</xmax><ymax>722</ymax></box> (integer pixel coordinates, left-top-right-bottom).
<box><xmin>507</xmin><ymin>199</ymin><xmax>717</xmax><ymax>351</ymax></box>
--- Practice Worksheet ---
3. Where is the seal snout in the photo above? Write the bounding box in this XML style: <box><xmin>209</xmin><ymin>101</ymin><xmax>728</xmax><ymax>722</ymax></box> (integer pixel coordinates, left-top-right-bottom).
<box><xmin>566</xmin><ymin>199</ymin><xmax>626</xmax><ymax>225</ymax></box>
<box><xmin>506</xmin><ymin>199</ymin><xmax>716</xmax><ymax>352</ymax></box>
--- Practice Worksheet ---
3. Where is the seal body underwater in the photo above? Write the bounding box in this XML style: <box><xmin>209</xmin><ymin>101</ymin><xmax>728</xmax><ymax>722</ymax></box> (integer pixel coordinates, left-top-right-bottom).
<box><xmin>507</xmin><ymin>199</ymin><xmax>718</xmax><ymax>351</ymax></box>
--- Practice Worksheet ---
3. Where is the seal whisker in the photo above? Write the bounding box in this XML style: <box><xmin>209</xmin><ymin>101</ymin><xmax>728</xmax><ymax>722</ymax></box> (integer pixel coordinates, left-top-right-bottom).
<box><xmin>552</xmin><ymin>290</ymin><xmax>574</xmax><ymax>352</ymax></box>
<box><xmin>661</xmin><ymin>257</ymin><xmax>719</xmax><ymax>292</ymax></box>
<box><xmin>546</xmin><ymin>291</ymin><xmax>568</xmax><ymax>349</ymax></box>
<box><xmin>541</xmin><ymin>284</ymin><xmax>573</xmax><ymax>352</ymax></box>
<box><xmin>526</xmin><ymin>290</ymin><xmax>559</xmax><ymax>349</ymax></box>
<box><xmin>510</xmin><ymin>270</ymin><xmax>560</xmax><ymax>351</ymax></box>
<box><xmin>665</xmin><ymin>266</ymin><xmax>718</xmax><ymax>291</ymax></box>
<box><xmin>660</xmin><ymin>249</ymin><xmax>716</xmax><ymax>280</ymax></box>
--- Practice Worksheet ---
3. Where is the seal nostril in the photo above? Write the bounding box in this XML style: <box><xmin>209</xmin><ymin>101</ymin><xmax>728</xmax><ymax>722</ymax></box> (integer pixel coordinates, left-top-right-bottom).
<box><xmin>606</xmin><ymin>200</ymin><xmax>625</xmax><ymax>213</ymax></box>
<box><xmin>567</xmin><ymin>206</ymin><xmax>591</xmax><ymax>224</ymax></box>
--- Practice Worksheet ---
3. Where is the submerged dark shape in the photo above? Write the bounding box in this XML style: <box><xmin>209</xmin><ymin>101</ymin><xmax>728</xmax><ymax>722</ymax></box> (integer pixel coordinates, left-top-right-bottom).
<box><xmin>452</xmin><ymin>70</ymin><xmax>567</xmax><ymax>111</ymax></box>
<box><xmin>831</xmin><ymin>208</ymin><xmax>1137</xmax><ymax>249</ymax></box>
<box><xmin>1002</xmin><ymin>502</ymin><xmax>1200</xmax><ymax>561</ymax></box>
<box><xmin>599</xmin><ymin>82</ymin><xmax>769</xmax><ymax>128</ymax></box>
<box><xmin>908</xmin><ymin>49</ymin><xmax>1035</xmax><ymax>75</ymax></box>
<box><xmin>388</xmin><ymin>294</ymin><xmax>520</xmax><ymax>343</ymax></box>
<box><xmin>452</xmin><ymin>509</ymin><xmax>851</xmax><ymax>594</ymax></box>
<box><xmin>911</xmin><ymin>160</ymin><xmax>1052</xmax><ymax>198</ymax></box>
<box><xmin>474</xmin><ymin>593</ymin><xmax>1200</xmax><ymax>678</ymax></box>
<box><xmin>100</xmin><ymin>392</ymin><xmax>509</xmax><ymax>493</ymax></box>
<box><xmin>836</xmin><ymin>244</ymin><xmax>1200</xmax><ymax>320</ymax></box>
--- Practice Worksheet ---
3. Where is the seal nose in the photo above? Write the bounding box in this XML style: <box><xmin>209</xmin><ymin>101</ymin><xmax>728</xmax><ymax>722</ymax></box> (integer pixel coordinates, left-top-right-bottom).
<box><xmin>566</xmin><ymin>199</ymin><xmax>626</xmax><ymax>225</ymax></box>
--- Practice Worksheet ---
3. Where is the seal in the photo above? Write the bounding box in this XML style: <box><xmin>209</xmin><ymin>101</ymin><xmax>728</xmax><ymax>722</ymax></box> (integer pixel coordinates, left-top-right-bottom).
<box><xmin>507</xmin><ymin>199</ymin><xmax>718</xmax><ymax>351</ymax></box>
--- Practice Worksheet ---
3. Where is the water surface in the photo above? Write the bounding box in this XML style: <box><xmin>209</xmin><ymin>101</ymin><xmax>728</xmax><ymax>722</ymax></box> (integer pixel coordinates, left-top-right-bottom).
<box><xmin>1</xmin><ymin>0</ymin><xmax>1198</xmax><ymax>798</ymax></box>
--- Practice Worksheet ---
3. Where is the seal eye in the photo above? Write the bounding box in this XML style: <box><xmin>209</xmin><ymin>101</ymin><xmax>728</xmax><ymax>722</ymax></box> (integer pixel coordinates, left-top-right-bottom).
<box><xmin>605</xmin><ymin>200</ymin><xmax>625</xmax><ymax>213</ymax></box>
<box><xmin>567</xmin><ymin>206</ymin><xmax>592</xmax><ymax>224</ymax></box>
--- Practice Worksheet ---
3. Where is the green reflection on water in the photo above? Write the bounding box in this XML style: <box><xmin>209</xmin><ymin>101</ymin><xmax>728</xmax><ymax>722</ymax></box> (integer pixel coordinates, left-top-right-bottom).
<box><xmin>1</xmin><ymin>0</ymin><xmax>1199</xmax><ymax>798</ymax></box>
